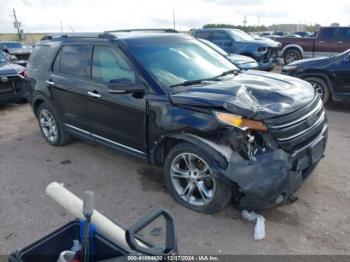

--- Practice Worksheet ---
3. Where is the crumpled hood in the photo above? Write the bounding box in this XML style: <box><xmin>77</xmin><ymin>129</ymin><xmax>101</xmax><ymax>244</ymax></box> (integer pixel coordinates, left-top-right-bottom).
<box><xmin>170</xmin><ymin>70</ymin><xmax>315</xmax><ymax>119</ymax></box>
<box><xmin>0</xmin><ymin>62</ymin><xmax>24</xmax><ymax>76</ymax></box>
<box><xmin>227</xmin><ymin>54</ymin><xmax>257</xmax><ymax>65</ymax></box>
<box><xmin>6</xmin><ymin>47</ymin><xmax>31</xmax><ymax>55</ymax></box>
<box><xmin>243</xmin><ymin>39</ymin><xmax>281</xmax><ymax>48</ymax></box>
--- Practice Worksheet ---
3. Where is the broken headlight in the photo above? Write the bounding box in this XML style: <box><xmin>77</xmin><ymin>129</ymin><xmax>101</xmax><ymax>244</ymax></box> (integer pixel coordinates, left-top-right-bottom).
<box><xmin>214</xmin><ymin>112</ymin><xmax>268</xmax><ymax>132</ymax></box>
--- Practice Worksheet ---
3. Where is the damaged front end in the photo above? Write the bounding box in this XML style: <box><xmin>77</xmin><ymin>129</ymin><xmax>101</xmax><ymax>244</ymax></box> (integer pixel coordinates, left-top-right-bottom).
<box><xmin>170</xmin><ymin>95</ymin><xmax>328</xmax><ymax>210</ymax></box>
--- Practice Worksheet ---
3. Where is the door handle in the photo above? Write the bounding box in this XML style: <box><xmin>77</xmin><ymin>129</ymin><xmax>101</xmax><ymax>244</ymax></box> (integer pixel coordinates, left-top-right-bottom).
<box><xmin>319</xmin><ymin>41</ymin><xmax>325</xmax><ymax>44</ymax></box>
<box><xmin>87</xmin><ymin>91</ymin><xmax>101</xmax><ymax>98</ymax></box>
<box><xmin>46</xmin><ymin>80</ymin><xmax>55</xmax><ymax>86</ymax></box>
<box><xmin>337</xmin><ymin>41</ymin><xmax>344</xmax><ymax>44</ymax></box>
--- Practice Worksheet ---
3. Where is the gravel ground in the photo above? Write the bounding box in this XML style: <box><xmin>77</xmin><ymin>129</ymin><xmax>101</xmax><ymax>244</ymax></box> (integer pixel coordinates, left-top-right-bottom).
<box><xmin>0</xmin><ymin>99</ymin><xmax>349</xmax><ymax>256</ymax></box>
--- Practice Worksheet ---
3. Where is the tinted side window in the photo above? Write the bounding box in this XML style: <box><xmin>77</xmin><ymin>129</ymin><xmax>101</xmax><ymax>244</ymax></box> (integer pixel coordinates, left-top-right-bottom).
<box><xmin>28</xmin><ymin>45</ymin><xmax>50</xmax><ymax>69</ymax></box>
<box><xmin>58</xmin><ymin>45</ymin><xmax>90</xmax><ymax>77</ymax></box>
<box><xmin>195</xmin><ymin>31</ymin><xmax>210</xmax><ymax>40</ymax></box>
<box><xmin>212</xmin><ymin>31</ymin><xmax>231</xmax><ymax>41</ymax></box>
<box><xmin>320</xmin><ymin>28</ymin><xmax>336</xmax><ymax>41</ymax></box>
<box><xmin>336</xmin><ymin>28</ymin><xmax>350</xmax><ymax>41</ymax></box>
<box><xmin>92</xmin><ymin>46</ymin><xmax>135</xmax><ymax>84</ymax></box>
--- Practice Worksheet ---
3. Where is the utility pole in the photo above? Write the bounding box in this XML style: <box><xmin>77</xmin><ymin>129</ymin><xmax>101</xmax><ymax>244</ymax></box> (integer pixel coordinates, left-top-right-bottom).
<box><xmin>173</xmin><ymin>9</ymin><xmax>176</xmax><ymax>30</ymax></box>
<box><xmin>13</xmin><ymin>8</ymin><xmax>22</xmax><ymax>41</ymax></box>
<box><xmin>60</xmin><ymin>21</ymin><xmax>63</xmax><ymax>32</ymax></box>
<box><xmin>243</xmin><ymin>16</ymin><xmax>247</xmax><ymax>27</ymax></box>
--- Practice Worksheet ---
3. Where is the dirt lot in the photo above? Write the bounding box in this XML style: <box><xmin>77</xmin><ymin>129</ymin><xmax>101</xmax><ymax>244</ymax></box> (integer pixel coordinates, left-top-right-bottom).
<box><xmin>0</xmin><ymin>100</ymin><xmax>350</xmax><ymax>255</ymax></box>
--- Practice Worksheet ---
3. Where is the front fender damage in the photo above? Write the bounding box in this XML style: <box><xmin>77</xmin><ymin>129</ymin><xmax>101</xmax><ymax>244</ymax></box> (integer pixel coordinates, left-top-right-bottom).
<box><xmin>166</xmin><ymin>133</ymin><xmax>293</xmax><ymax>210</ymax></box>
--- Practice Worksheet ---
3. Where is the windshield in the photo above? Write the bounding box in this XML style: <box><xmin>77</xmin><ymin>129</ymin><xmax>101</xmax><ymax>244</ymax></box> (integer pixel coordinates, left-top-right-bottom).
<box><xmin>198</xmin><ymin>38</ymin><xmax>229</xmax><ymax>56</ymax></box>
<box><xmin>229</xmin><ymin>30</ymin><xmax>254</xmax><ymax>42</ymax></box>
<box><xmin>0</xmin><ymin>52</ymin><xmax>7</xmax><ymax>63</ymax></box>
<box><xmin>3</xmin><ymin>42</ymin><xmax>23</xmax><ymax>48</ymax></box>
<box><xmin>128</xmin><ymin>39</ymin><xmax>237</xmax><ymax>88</ymax></box>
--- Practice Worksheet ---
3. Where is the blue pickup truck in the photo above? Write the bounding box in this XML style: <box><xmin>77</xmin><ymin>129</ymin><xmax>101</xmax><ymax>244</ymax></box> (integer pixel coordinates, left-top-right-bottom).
<box><xmin>194</xmin><ymin>28</ymin><xmax>281</xmax><ymax>70</ymax></box>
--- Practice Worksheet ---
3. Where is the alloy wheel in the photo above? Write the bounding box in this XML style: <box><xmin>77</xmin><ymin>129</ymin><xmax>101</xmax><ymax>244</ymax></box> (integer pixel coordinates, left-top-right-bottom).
<box><xmin>170</xmin><ymin>153</ymin><xmax>216</xmax><ymax>206</ymax></box>
<box><xmin>285</xmin><ymin>52</ymin><xmax>299</xmax><ymax>64</ymax></box>
<box><xmin>311</xmin><ymin>82</ymin><xmax>324</xmax><ymax>100</ymax></box>
<box><xmin>39</xmin><ymin>109</ymin><xmax>58</xmax><ymax>142</ymax></box>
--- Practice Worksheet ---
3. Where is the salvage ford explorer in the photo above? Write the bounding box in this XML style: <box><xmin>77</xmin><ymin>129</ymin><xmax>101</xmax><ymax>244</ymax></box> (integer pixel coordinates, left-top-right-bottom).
<box><xmin>26</xmin><ymin>30</ymin><xmax>328</xmax><ymax>213</ymax></box>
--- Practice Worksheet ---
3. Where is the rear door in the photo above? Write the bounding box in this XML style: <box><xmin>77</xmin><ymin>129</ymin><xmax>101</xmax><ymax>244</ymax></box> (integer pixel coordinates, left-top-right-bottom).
<box><xmin>49</xmin><ymin>43</ymin><xmax>94</xmax><ymax>133</ymax></box>
<box><xmin>87</xmin><ymin>44</ymin><xmax>147</xmax><ymax>156</ymax></box>
<box><xmin>315</xmin><ymin>28</ymin><xmax>339</xmax><ymax>56</ymax></box>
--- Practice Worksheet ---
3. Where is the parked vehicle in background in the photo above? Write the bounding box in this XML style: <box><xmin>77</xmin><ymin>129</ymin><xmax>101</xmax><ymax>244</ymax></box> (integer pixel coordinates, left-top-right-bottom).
<box><xmin>276</xmin><ymin>27</ymin><xmax>350</xmax><ymax>64</ymax></box>
<box><xmin>283</xmin><ymin>34</ymin><xmax>302</xmax><ymax>38</ymax></box>
<box><xmin>294</xmin><ymin>31</ymin><xmax>312</xmax><ymax>37</ymax></box>
<box><xmin>27</xmin><ymin>30</ymin><xmax>327</xmax><ymax>213</ymax></box>
<box><xmin>194</xmin><ymin>28</ymin><xmax>281</xmax><ymax>70</ymax></box>
<box><xmin>0</xmin><ymin>51</ymin><xmax>28</xmax><ymax>105</ymax></box>
<box><xmin>282</xmin><ymin>49</ymin><xmax>350</xmax><ymax>103</ymax></box>
<box><xmin>273</xmin><ymin>32</ymin><xmax>288</xmax><ymax>36</ymax></box>
<box><xmin>263</xmin><ymin>35</ymin><xmax>282</xmax><ymax>40</ymax></box>
<box><xmin>0</xmin><ymin>41</ymin><xmax>32</xmax><ymax>66</ymax></box>
<box><xmin>260</xmin><ymin>32</ymin><xmax>273</xmax><ymax>37</ymax></box>
<box><xmin>198</xmin><ymin>38</ymin><xmax>259</xmax><ymax>70</ymax></box>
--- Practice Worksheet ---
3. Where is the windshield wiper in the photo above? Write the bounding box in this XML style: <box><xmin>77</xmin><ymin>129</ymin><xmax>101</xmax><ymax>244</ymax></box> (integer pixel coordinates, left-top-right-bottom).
<box><xmin>170</xmin><ymin>69</ymin><xmax>238</xmax><ymax>88</ymax></box>
<box><xmin>213</xmin><ymin>69</ymin><xmax>239</xmax><ymax>79</ymax></box>
<box><xmin>170</xmin><ymin>78</ymin><xmax>216</xmax><ymax>88</ymax></box>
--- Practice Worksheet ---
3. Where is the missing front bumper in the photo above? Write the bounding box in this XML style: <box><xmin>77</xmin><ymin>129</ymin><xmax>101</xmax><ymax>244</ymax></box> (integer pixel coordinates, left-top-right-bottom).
<box><xmin>229</xmin><ymin>128</ymin><xmax>327</xmax><ymax>210</ymax></box>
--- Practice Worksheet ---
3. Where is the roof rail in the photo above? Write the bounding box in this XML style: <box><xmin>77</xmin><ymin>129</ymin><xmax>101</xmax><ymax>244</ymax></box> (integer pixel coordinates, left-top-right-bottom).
<box><xmin>104</xmin><ymin>28</ymin><xmax>178</xmax><ymax>34</ymax></box>
<box><xmin>40</xmin><ymin>32</ymin><xmax>116</xmax><ymax>41</ymax></box>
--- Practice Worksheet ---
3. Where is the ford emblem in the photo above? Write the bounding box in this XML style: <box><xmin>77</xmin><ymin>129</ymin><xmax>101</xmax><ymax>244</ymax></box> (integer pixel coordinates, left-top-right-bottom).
<box><xmin>1</xmin><ymin>76</ymin><xmax>8</xmax><ymax>83</ymax></box>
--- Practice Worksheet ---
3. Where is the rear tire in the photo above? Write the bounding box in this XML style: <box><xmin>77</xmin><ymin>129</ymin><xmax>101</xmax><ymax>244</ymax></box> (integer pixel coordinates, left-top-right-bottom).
<box><xmin>37</xmin><ymin>103</ymin><xmax>72</xmax><ymax>146</ymax></box>
<box><xmin>164</xmin><ymin>142</ymin><xmax>232</xmax><ymax>214</ymax></box>
<box><xmin>283</xmin><ymin>49</ymin><xmax>301</xmax><ymax>64</ymax></box>
<box><xmin>304</xmin><ymin>77</ymin><xmax>330</xmax><ymax>104</ymax></box>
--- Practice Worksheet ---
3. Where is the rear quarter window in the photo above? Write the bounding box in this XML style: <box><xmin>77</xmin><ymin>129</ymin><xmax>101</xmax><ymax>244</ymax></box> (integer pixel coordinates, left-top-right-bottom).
<box><xmin>195</xmin><ymin>31</ymin><xmax>211</xmax><ymax>40</ymax></box>
<box><xmin>28</xmin><ymin>45</ymin><xmax>50</xmax><ymax>69</ymax></box>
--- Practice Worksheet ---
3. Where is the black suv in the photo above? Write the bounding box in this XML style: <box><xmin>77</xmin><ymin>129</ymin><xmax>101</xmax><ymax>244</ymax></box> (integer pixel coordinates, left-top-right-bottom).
<box><xmin>282</xmin><ymin>49</ymin><xmax>350</xmax><ymax>104</ymax></box>
<box><xmin>27</xmin><ymin>30</ymin><xmax>328</xmax><ymax>213</ymax></box>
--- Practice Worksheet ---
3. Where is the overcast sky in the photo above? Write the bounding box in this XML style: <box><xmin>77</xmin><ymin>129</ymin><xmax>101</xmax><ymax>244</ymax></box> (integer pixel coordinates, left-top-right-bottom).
<box><xmin>1</xmin><ymin>0</ymin><xmax>350</xmax><ymax>33</ymax></box>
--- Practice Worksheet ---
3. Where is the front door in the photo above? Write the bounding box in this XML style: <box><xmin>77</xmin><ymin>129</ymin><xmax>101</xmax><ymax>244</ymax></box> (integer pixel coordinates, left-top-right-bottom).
<box><xmin>331</xmin><ymin>54</ymin><xmax>350</xmax><ymax>94</ymax></box>
<box><xmin>87</xmin><ymin>45</ymin><xmax>147</xmax><ymax>157</ymax></box>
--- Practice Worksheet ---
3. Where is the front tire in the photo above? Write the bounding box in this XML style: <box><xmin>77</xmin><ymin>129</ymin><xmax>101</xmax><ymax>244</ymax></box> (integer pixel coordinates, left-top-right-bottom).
<box><xmin>304</xmin><ymin>77</ymin><xmax>330</xmax><ymax>104</ymax></box>
<box><xmin>37</xmin><ymin>103</ymin><xmax>72</xmax><ymax>146</ymax></box>
<box><xmin>164</xmin><ymin>142</ymin><xmax>232</xmax><ymax>214</ymax></box>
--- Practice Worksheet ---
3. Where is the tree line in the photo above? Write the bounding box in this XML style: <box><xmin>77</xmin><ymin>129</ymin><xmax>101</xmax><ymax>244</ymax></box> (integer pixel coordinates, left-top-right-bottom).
<box><xmin>202</xmin><ymin>23</ymin><xmax>322</xmax><ymax>32</ymax></box>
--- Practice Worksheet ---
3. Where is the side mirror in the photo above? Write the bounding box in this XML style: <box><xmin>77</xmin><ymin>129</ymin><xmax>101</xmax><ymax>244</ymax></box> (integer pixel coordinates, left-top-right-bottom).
<box><xmin>107</xmin><ymin>79</ymin><xmax>144</xmax><ymax>94</ymax></box>
<box><xmin>125</xmin><ymin>208</ymin><xmax>177</xmax><ymax>256</ymax></box>
<box><xmin>226</xmin><ymin>40</ymin><xmax>233</xmax><ymax>47</ymax></box>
